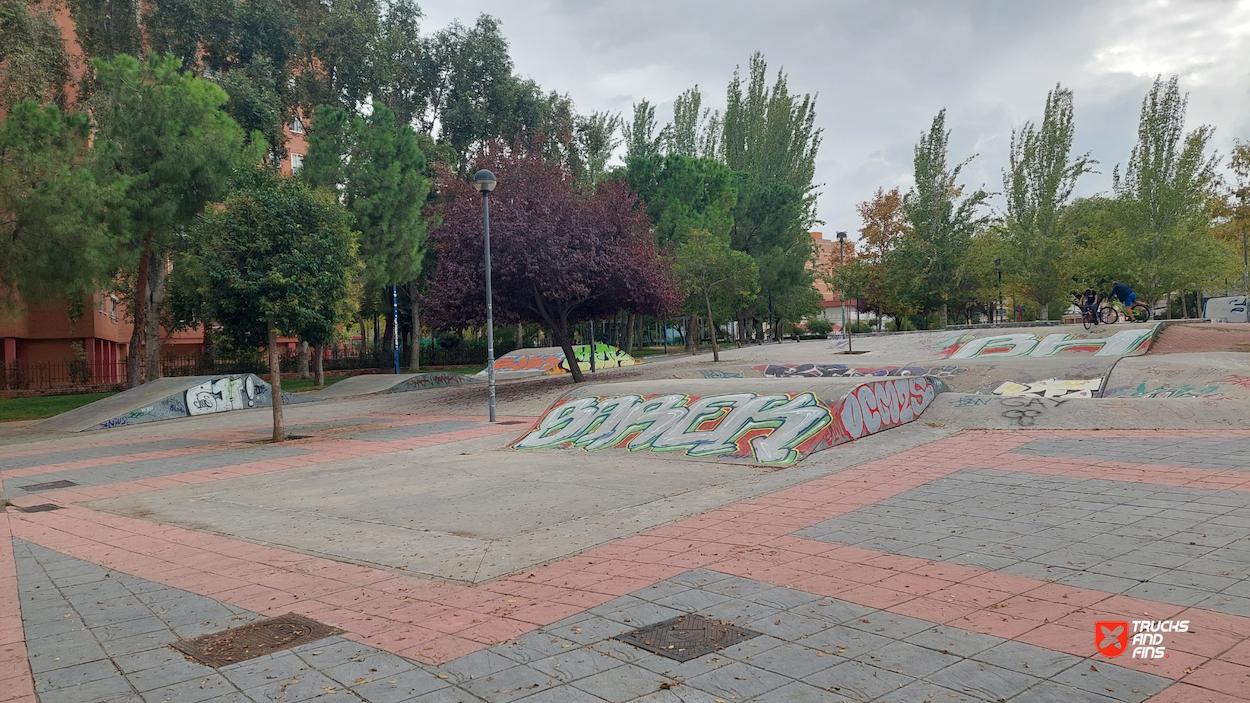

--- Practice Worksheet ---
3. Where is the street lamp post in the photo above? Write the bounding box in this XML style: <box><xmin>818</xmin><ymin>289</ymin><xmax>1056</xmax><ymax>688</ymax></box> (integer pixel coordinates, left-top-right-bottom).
<box><xmin>475</xmin><ymin>169</ymin><xmax>497</xmax><ymax>422</ymax></box>
<box><xmin>836</xmin><ymin>231</ymin><xmax>851</xmax><ymax>352</ymax></box>
<box><xmin>995</xmin><ymin>258</ymin><xmax>1003</xmax><ymax>325</ymax></box>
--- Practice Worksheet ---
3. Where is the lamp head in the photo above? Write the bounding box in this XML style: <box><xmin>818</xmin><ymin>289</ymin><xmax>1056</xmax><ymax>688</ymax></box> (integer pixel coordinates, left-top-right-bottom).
<box><xmin>836</xmin><ymin>231</ymin><xmax>847</xmax><ymax>242</ymax></box>
<box><xmin>474</xmin><ymin>169</ymin><xmax>497</xmax><ymax>193</ymax></box>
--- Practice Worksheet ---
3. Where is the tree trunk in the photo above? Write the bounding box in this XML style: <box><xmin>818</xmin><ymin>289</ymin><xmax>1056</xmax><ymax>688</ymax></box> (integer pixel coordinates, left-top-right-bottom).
<box><xmin>408</xmin><ymin>283</ymin><xmax>421</xmax><ymax>371</ymax></box>
<box><xmin>552</xmin><ymin>315</ymin><xmax>585</xmax><ymax>383</ymax></box>
<box><xmin>1040</xmin><ymin>301</ymin><xmax>1049</xmax><ymax>322</ymax></box>
<box><xmin>704</xmin><ymin>293</ymin><xmax>720</xmax><ymax>362</ymax></box>
<box><xmin>202</xmin><ymin>322</ymin><xmax>215</xmax><ymax>371</ymax></box>
<box><xmin>940</xmin><ymin>303</ymin><xmax>948</xmax><ymax>328</ymax></box>
<box><xmin>126</xmin><ymin>230</ymin><xmax>153</xmax><ymax>388</ymax></box>
<box><xmin>683</xmin><ymin>317</ymin><xmax>694</xmax><ymax>354</ymax></box>
<box><xmin>268</xmin><ymin>321</ymin><xmax>284</xmax><ymax>442</ymax></box>
<box><xmin>624</xmin><ymin>314</ymin><xmax>635</xmax><ymax>355</ymax></box>
<box><xmin>357</xmin><ymin>314</ymin><xmax>367</xmax><ymax>356</ymax></box>
<box><xmin>144</xmin><ymin>252</ymin><xmax>166</xmax><ymax>382</ymax></box>
<box><xmin>314</xmin><ymin>344</ymin><xmax>325</xmax><ymax>387</ymax></box>
<box><xmin>516</xmin><ymin>322</ymin><xmax>524</xmax><ymax>350</ymax></box>
<box><xmin>297</xmin><ymin>340</ymin><xmax>310</xmax><ymax>379</ymax></box>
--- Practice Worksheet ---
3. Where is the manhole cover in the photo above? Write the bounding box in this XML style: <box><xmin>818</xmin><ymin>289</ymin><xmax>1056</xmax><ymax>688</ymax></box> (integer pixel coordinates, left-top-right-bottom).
<box><xmin>19</xmin><ymin>480</ymin><xmax>78</xmax><ymax>492</ymax></box>
<box><xmin>170</xmin><ymin>613</ymin><xmax>341</xmax><ymax>667</ymax></box>
<box><xmin>613</xmin><ymin>614</ymin><xmax>759</xmax><ymax>661</ymax></box>
<box><xmin>13</xmin><ymin>504</ymin><xmax>62</xmax><ymax>513</ymax></box>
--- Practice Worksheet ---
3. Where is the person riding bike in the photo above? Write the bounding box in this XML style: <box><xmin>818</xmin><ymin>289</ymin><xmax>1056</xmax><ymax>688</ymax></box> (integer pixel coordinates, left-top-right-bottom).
<box><xmin>1075</xmin><ymin>288</ymin><xmax>1101</xmax><ymax>325</ymax></box>
<box><xmin>1110</xmin><ymin>281</ymin><xmax>1136</xmax><ymax>309</ymax></box>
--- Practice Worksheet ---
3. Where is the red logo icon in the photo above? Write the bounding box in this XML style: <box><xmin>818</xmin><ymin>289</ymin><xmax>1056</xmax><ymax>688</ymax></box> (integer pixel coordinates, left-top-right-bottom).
<box><xmin>1096</xmin><ymin>621</ymin><xmax>1129</xmax><ymax>657</ymax></box>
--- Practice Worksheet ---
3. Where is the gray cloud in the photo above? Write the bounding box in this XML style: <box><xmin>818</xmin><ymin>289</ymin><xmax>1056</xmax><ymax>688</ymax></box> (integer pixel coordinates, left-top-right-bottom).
<box><xmin>420</xmin><ymin>0</ymin><xmax>1250</xmax><ymax>234</ymax></box>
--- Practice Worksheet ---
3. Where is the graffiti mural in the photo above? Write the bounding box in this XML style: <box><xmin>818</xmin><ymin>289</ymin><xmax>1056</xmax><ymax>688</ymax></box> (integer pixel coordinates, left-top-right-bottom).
<box><xmin>1111</xmin><ymin>382</ymin><xmax>1227</xmax><ymax>399</ymax></box>
<box><xmin>511</xmin><ymin>376</ymin><xmax>949</xmax><ymax>465</ymax></box>
<box><xmin>186</xmin><ymin>375</ymin><xmax>267</xmax><ymax>415</ymax></box>
<box><xmin>492</xmin><ymin>344</ymin><xmax>642</xmax><ymax>375</ymax></box>
<box><xmin>760</xmin><ymin>363</ymin><xmax>967</xmax><ymax>379</ymax></box>
<box><xmin>834</xmin><ymin>377</ymin><xmax>944</xmax><ymax>441</ymax></box>
<box><xmin>947</xmin><ymin>329</ymin><xmax>1153</xmax><ymax>359</ymax></box>
<box><xmin>992</xmin><ymin>378</ymin><xmax>1102</xmax><ymax>399</ymax></box>
<box><xmin>512</xmin><ymin>392</ymin><xmax>832</xmax><ymax>465</ymax></box>
<box><xmin>384</xmin><ymin>373</ymin><xmax>479</xmax><ymax>393</ymax></box>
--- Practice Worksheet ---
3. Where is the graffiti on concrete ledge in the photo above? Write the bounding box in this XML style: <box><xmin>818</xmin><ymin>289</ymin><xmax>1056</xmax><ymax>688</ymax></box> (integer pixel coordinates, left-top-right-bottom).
<box><xmin>512</xmin><ymin>392</ymin><xmax>832</xmax><ymax>465</ymax></box>
<box><xmin>993</xmin><ymin>378</ymin><xmax>1102</xmax><ymax>399</ymax></box>
<box><xmin>384</xmin><ymin>373</ymin><xmax>479</xmax><ymax>393</ymax></box>
<box><xmin>493</xmin><ymin>344</ymin><xmax>641</xmax><ymax>375</ymax></box>
<box><xmin>512</xmin><ymin>376</ymin><xmax>948</xmax><ymax>465</ymax></box>
<box><xmin>760</xmin><ymin>363</ymin><xmax>967</xmax><ymax>379</ymax></box>
<box><xmin>186</xmin><ymin>375</ymin><xmax>267</xmax><ymax>415</ymax></box>
<box><xmin>947</xmin><ymin>329</ymin><xmax>1153</xmax><ymax>359</ymax></box>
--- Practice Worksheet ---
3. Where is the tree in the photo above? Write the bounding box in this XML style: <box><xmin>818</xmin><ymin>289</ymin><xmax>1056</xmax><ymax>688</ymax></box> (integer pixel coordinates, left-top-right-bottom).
<box><xmin>89</xmin><ymin>53</ymin><xmax>248</xmax><ymax>386</ymax></box>
<box><xmin>672</xmin><ymin>229</ymin><xmax>758</xmax><ymax>361</ymax></box>
<box><xmin>67</xmin><ymin>0</ymin><xmax>144</xmax><ymax>67</ymax></box>
<box><xmin>904</xmin><ymin>109</ymin><xmax>989</xmax><ymax>326</ymax></box>
<box><xmin>303</xmin><ymin>100</ymin><xmax>431</xmax><ymax>368</ymax></box>
<box><xmin>1113</xmin><ymin>75</ymin><xmax>1220</xmax><ymax>308</ymax></box>
<box><xmin>427</xmin><ymin>144</ymin><xmax>679</xmax><ymax>383</ymax></box>
<box><xmin>574</xmin><ymin>110</ymin><xmax>621</xmax><ymax>189</ymax></box>
<box><xmin>624</xmin><ymin>154</ymin><xmax>738</xmax><ymax>247</ymax></box>
<box><xmin>184</xmin><ymin>170</ymin><xmax>358</xmax><ymax>440</ymax></box>
<box><xmin>853</xmin><ymin>187</ymin><xmax>909</xmax><ymax>329</ymax></box>
<box><xmin>622</xmin><ymin>99</ymin><xmax>662</xmax><ymax>161</ymax></box>
<box><xmin>1001</xmin><ymin>85</ymin><xmax>1096</xmax><ymax>319</ymax></box>
<box><xmin>0</xmin><ymin>102</ymin><xmax>108</xmax><ymax>311</ymax></box>
<box><xmin>0</xmin><ymin>0</ymin><xmax>71</xmax><ymax>110</ymax></box>
<box><xmin>291</xmin><ymin>0</ymin><xmax>381</xmax><ymax>113</ymax></box>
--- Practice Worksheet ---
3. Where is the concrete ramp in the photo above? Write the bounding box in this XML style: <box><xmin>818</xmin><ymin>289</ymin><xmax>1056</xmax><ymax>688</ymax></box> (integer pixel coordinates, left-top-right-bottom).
<box><xmin>510</xmin><ymin>376</ymin><xmax>950</xmax><ymax>466</ymax></box>
<box><xmin>33</xmin><ymin>374</ymin><xmax>311</xmax><ymax>433</ymax></box>
<box><xmin>303</xmin><ymin>372</ymin><xmax>482</xmax><ymax>400</ymax></box>
<box><xmin>924</xmin><ymin>393</ymin><xmax>1250</xmax><ymax>430</ymax></box>
<box><xmin>487</xmin><ymin>344</ymin><xmax>641</xmax><ymax>378</ymax></box>
<box><xmin>1103</xmin><ymin>353</ymin><xmax>1250</xmax><ymax>400</ymax></box>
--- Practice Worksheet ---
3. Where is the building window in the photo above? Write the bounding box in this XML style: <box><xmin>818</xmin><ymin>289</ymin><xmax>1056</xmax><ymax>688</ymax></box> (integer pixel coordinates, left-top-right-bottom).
<box><xmin>290</xmin><ymin>153</ymin><xmax>304</xmax><ymax>173</ymax></box>
<box><xmin>290</xmin><ymin>118</ymin><xmax>305</xmax><ymax>135</ymax></box>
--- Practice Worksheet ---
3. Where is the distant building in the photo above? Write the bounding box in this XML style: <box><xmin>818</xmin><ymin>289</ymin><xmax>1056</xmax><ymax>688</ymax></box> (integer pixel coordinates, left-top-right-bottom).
<box><xmin>809</xmin><ymin>231</ymin><xmax>857</xmax><ymax>330</ymax></box>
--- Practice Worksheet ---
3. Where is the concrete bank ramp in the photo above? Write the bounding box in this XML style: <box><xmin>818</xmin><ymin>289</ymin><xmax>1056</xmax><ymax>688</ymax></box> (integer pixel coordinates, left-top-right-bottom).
<box><xmin>487</xmin><ymin>343</ymin><xmax>641</xmax><ymax>378</ymax></box>
<box><xmin>34</xmin><ymin>374</ymin><xmax>310</xmax><ymax>433</ymax></box>
<box><xmin>302</xmin><ymin>372</ymin><xmax>482</xmax><ymax>400</ymax></box>
<box><xmin>509</xmin><ymin>375</ymin><xmax>950</xmax><ymax>467</ymax></box>
<box><xmin>1103</xmin><ymin>353</ymin><xmax>1250</xmax><ymax>400</ymax></box>
<box><xmin>924</xmin><ymin>393</ymin><xmax>1250</xmax><ymax>430</ymax></box>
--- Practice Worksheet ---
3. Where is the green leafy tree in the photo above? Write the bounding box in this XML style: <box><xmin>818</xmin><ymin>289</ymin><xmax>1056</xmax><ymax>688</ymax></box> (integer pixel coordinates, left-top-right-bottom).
<box><xmin>575</xmin><ymin>110</ymin><xmax>622</xmax><ymax>189</ymax></box>
<box><xmin>0</xmin><ymin>103</ymin><xmax>108</xmax><ymax>311</ymax></box>
<box><xmin>1113</xmin><ymin>75</ymin><xmax>1220</xmax><ymax>308</ymax></box>
<box><xmin>904</xmin><ymin>109</ymin><xmax>989</xmax><ymax>325</ymax></box>
<box><xmin>622</xmin><ymin>99</ymin><xmax>663</xmax><ymax>161</ymax></box>
<box><xmin>90</xmin><ymin>53</ymin><xmax>249</xmax><ymax>386</ymax></box>
<box><xmin>1001</xmin><ymin>84</ymin><xmax>1096</xmax><ymax>319</ymax></box>
<box><xmin>185</xmin><ymin>170</ymin><xmax>358</xmax><ymax>440</ymax></box>
<box><xmin>672</xmin><ymin>229</ymin><xmax>758</xmax><ymax>361</ymax></box>
<box><xmin>67</xmin><ymin>0</ymin><xmax>143</xmax><ymax>67</ymax></box>
<box><xmin>729</xmin><ymin>172</ymin><xmax>815</xmax><ymax>336</ymax></box>
<box><xmin>0</xmin><ymin>0</ymin><xmax>71</xmax><ymax>110</ymax></box>
<box><xmin>302</xmin><ymin>101</ymin><xmax>430</xmax><ymax>368</ymax></box>
<box><xmin>624</xmin><ymin>154</ymin><xmax>738</xmax><ymax>247</ymax></box>
<box><xmin>291</xmin><ymin>0</ymin><xmax>380</xmax><ymax>113</ymax></box>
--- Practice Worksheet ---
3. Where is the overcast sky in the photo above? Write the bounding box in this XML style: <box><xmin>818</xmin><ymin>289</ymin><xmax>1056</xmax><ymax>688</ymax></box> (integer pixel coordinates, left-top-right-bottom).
<box><xmin>420</xmin><ymin>0</ymin><xmax>1250</xmax><ymax>239</ymax></box>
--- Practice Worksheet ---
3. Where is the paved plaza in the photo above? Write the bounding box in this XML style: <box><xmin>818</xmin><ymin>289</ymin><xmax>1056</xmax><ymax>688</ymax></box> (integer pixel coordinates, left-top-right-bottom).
<box><xmin>2</xmin><ymin>339</ymin><xmax>1250</xmax><ymax>702</ymax></box>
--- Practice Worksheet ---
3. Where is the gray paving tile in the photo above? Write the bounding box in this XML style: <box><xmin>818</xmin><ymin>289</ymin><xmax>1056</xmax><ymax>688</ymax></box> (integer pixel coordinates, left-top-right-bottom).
<box><xmin>853</xmin><ymin>640</ymin><xmax>960</xmax><ymax>678</ymax></box>
<box><xmin>802</xmin><ymin>659</ymin><xmax>913</xmax><ymax>701</ymax></box>
<box><xmin>682</xmin><ymin>660</ymin><xmax>791</xmax><ymax>700</ymax></box>
<box><xmin>721</xmin><ymin>641</ymin><xmax>835</xmax><ymax>679</ymax></box>
<box><xmin>455</xmin><ymin>664</ymin><xmax>554</xmax><ymax>703</ymax></box>
<box><xmin>925</xmin><ymin>659</ymin><xmax>1039</xmax><ymax>700</ymax></box>
<box><xmin>970</xmin><ymin>640</ymin><xmax>1083</xmax><ymax>679</ymax></box>
<box><xmin>571</xmin><ymin>664</ymin><xmax>679</xmax><ymax>701</ymax></box>
<box><xmin>35</xmin><ymin>659</ymin><xmax>122</xmax><ymax>691</ymax></box>
<box><xmin>350</xmin><ymin>667</ymin><xmax>452</xmax><ymax>703</ymax></box>
<box><xmin>1049</xmin><ymin>660</ymin><xmax>1170</xmax><ymax>703</ymax></box>
<box><xmin>528</xmin><ymin>648</ymin><xmax>623</xmax><ymax>682</ymax></box>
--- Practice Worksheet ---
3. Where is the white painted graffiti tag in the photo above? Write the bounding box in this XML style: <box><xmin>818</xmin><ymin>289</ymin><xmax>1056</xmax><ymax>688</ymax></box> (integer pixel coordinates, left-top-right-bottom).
<box><xmin>186</xmin><ymin>376</ymin><xmax>263</xmax><ymax>415</ymax></box>
<box><xmin>512</xmin><ymin>392</ymin><xmax>832</xmax><ymax>465</ymax></box>
<box><xmin>838</xmin><ymin>377</ymin><xmax>938</xmax><ymax>440</ymax></box>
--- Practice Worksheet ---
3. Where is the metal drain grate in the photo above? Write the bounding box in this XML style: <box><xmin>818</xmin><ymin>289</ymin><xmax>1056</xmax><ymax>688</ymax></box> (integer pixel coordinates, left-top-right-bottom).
<box><xmin>170</xmin><ymin>613</ymin><xmax>342</xmax><ymax>667</ymax></box>
<box><xmin>18</xmin><ymin>480</ymin><xmax>78</xmax><ymax>492</ymax></box>
<box><xmin>13</xmin><ymin>504</ymin><xmax>62</xmax><ymax>513</ymax></box>
<box><xmin>613</xmin><ymin>614</ymin><xmax>760</xmax><ymax>662</ymax></box>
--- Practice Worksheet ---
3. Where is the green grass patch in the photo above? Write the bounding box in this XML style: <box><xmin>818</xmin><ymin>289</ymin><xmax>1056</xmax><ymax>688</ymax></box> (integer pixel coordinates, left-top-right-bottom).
<box><xmin>0</xmin><ymin>392</ymin><xmax>115</xmax><ymax>422</ymax></box>
<box><xmin>429</xmin><ymin>366</ymin><xmax>483</xmax><ymax>375</ymax></box>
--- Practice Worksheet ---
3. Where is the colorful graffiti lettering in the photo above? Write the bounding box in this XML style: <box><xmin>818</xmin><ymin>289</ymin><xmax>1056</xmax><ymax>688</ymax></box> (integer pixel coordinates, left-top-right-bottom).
<box><xmin>186</xmin><ymin>375</ymin><xmax>267</xmax><ymax>416</ymax></box>
<box><xmin>556</xmin><ymin>344</ymin><xmax>641</xmax><ymax>373</ymax></box>
<box><xmin>993</xmin><ymin>378</ymin><xmax>1101</xmax><ymax>399</ymax></box>
<box><xmin>512</xmin><ymin>392</ymin><xmax>832</xmax><ymax>465</ymax></box>
<box><xmin>760</xmin><ymin>364</ymin><xmax>967</xmax><ymax>379</ymax></box>
<box><xmin>699</xmin><ymin>370</ymin><xmax>745</xmax><ymax>378</ymax></box>
<box><xmin>948</xmin><ymin>329</ymin><xmax>1153</xmax><ymax>359</ymax></box>
<box><xmin>1120</xmin><ymin>382</ymin><xmax>1226</xmax><ymax>399</ymax></box>
<box><xmin>1214</xmin><ymin>375</ymin><xmax>1250</xmax><ymax>390</ymax></box>
<box><xmin>495</xmin><ymin>354</ymin><xmax>564</xmax><ymax>372</ymax></box>
<box><xmin>834</xmin><ymin>377</ymin><xmax>941</xmax><ymax>441</ymax></box>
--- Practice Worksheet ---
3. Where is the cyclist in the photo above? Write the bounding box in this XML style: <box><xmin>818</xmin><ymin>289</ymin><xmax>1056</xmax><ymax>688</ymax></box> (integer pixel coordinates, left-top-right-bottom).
<box><xmin>1075</xmin><ymin>287</ymin><xmax>1101</xmax><ymax>325</ymax></box>
<box><xmin>1110</xmin><ymin>281</ymin><xmax>1136</xmax><ymax>321</ymax></box>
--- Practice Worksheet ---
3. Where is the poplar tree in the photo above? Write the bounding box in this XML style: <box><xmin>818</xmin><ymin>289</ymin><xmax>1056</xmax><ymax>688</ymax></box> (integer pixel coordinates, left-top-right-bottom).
<box><xmin>1001</xmin><ymin>84</ymin><xmax>1096</xmax><ymax>319</ymax></box>
<box><xmin>904</xmin><ymin>109</ymin><xmax>989</xmax><ymax>326</ymax></box>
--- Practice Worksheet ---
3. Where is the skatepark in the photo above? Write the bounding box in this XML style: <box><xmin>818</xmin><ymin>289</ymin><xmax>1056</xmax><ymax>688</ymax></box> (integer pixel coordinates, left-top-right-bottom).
<box><xmin>3</xmin><ymin>320</ymin><xmax>1250</xmax><ymax>703</ymax></box>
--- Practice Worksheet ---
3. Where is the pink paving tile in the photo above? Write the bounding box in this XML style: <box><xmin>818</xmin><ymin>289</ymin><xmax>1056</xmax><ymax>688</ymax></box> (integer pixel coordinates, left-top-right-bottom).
<box><xmin>951</xmin><ymin>609</ymin><xmax>1043</xmax><ymax>640</ymax></box>
<box><xmin>397</xmin><ymin>635</ymin><xmax>483</xmax><ymax>665</ymax></box>
<box><xmin>457</xmin><ymin>617</ymin><xmax>537</xmax><ymax>645</ymax></box>
<box><xmin>1179</xmin><ymin>659</ymin><xmax>1250</xmax><ymax>699</ymax></box>
<box><xmin>1149</xmin><ymin>682</ymin><xmax>1250</xmax><ymax>703</ymax></box>
<box><xmin>889</xmin><ymin>596</ymin><xmax>979</xmax><ymax>624</ymax></box>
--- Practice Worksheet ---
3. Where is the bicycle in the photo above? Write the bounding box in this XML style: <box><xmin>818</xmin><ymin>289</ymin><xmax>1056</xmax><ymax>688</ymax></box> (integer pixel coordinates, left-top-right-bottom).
<box><xmin>1107</xmin><ymin>298</ymin><xmax>1152</xmax><ymax>323</ymax></box>
<box><xmin>1080</xmin><ymin>305</ymin><xmax>1117</xmax><ymax>330</ymax></box>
